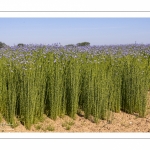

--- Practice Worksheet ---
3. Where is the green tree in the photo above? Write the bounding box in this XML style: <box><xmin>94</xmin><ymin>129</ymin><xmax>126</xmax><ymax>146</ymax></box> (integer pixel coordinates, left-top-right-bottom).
<box><xmin>76</xmin><ymin>42</ymin><xmax>90</xmax><ymax>46</ymax></box>
<box><xmin>0</xmin><ymin>42</ymin><xmax>6</xmax><ymax>48</ymax></box>
<box><xmin>65</xmin><ymin>44</ymin><xmax>75</xmax><ymax>47</ymax></box>
<box><xmin>18</xmin><ymin>43</ymin><xmax>24</xmax><ymax>47</ymax></box>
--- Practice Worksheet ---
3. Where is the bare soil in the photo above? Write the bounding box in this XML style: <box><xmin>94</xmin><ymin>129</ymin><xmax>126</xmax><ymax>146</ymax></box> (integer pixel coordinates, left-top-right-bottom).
<box><xmin>0</xmin><ymin>110</ymin><xmax>150</xmax><ymax>132</ymax></box>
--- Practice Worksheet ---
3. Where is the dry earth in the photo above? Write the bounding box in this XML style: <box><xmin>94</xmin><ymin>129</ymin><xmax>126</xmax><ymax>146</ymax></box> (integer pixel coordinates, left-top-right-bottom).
<box><xmin>1</xmin><ymin>110</ymin><xmax>150</xmax><ymax>132</ymax></box>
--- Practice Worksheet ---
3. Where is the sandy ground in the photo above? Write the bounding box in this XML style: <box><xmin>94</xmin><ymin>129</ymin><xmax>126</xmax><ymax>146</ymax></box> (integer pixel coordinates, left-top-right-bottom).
<box><xmin>0</xmin><ymin>109</ymin><xmax>150</xmax><ymax>133</ymax></box>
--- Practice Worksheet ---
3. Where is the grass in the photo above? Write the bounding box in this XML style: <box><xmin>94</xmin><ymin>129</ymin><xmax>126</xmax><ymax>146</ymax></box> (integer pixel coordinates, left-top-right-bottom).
<box><xmin>65</xmin><ymin>126</ymin><xmax>71</xmax><ymax>130</ymax></box>
<box><xmin>37</xmin><ymin>124</ymin><xmax>55</xmax><ymax>132</ymax></box>
<box><xmin>0</xmin><ymin>114</ymin><xmax>2</xmax><ymax>123</ymax></box>
<box><xmin>45</xmin><ymin>125</ymin><xmax>55</xmax><ymax>131</ymax></box>
<box><xmin>35</xmin><ymin>125</ymin><xmax>42</xmax><ymax>130</ymax></box>
<box><xmin>62</xmin><ymin>120</ymin><xmax>74</xmax><ymax>130</ymax></box>
<box><xmin>12</xmin><ymin>121</ymin><xmax>19</xmax><ymax>128</ymax></box>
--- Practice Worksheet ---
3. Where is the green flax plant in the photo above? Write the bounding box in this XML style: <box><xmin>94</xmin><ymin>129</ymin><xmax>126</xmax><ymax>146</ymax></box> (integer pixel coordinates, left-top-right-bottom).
<box><xmin>0</xmin><ymin>57</ymin><xmax>4</xmax><ymax>114</ymax></box>
<box><xmin>109</xmin><ymin>55</ymin><xmax>123</xmax><ymax>113</ymax></box>
<box><xmin>121</xmin><ymin>54</ymin><xmax>149</xmax><ymax>117</ymax></box>
<box><xmin>1</xmin><ymin>58</ymin><xmax>17</xmax><ymax>125</ymax></box>
<box><xmin>44</xmin><ymin>52</ymin><xmax>64</xmax><ymax>120</ymax></box>
<box><xmin>80</xmin><ymin>54</ymin><xmax>112</xmax><ymax>122</ymax></box>
<box><xmin>80</xmin><ymin>55</ymin><xmax>95</xmax><ymax>119</ymax></box>
<box><xmin>14</xmin><ymin>49</ymin><xmax>46</xmax><ymax>129</ymax></box>
<box><xmin>18</xmin><ymin>60</ymin><xmax>37</xmax><ymax>129</ymax></box>
<box><xmin>95</xmin><ymin>55</ymin><xmax>111</xmax><ymax>121</ymax></box>
<box><xmin>33</xmin><ymin>50</ymin><xmax>46</xmax><ymax>122</ymax></box>
<box><xmin>65</xmin><ymin>54</ymin><xmax>81</xmax><ymax>119</ymax></box>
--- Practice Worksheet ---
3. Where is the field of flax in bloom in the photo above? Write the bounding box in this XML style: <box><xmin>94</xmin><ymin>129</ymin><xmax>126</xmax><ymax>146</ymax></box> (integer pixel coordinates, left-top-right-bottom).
<box><xmin>0</xmin><ymin>44</ymin><xmax>150</xmax><ymax>129</ymax></box>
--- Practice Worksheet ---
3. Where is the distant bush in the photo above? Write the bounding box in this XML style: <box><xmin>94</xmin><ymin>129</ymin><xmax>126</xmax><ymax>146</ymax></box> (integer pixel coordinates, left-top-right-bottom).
<box><xmin>76</xmin><ymin>42</ymin><xmax>90</xmax><ymax>46</ymax></box>
<box><xmin>65</xmin><ymin>44</ymin><xmax>75</xmax><ymax>47</ymax></box>
<box><xmin>0</xmin><ymin>42</ymin><xmax>6</xmax><ymax>48</ymax></box>
<box><xmin>18</xmin><ymin>43</ymin><xmax>25</xmax><ymax>47</ymax></box>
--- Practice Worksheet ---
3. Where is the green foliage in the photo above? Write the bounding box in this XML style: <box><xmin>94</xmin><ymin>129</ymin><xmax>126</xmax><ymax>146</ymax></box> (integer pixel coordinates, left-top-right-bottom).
<box><xmin>0</xmin><ymin>114</ymin><xmax>2</xmax><ymax>123</ymax></box>
<box><xmin>62</xmin><ymin>120</ymin><xmax>74</xmax><ymax>130</ymax></box>
<box><xmin>17</xmin><ymin>43</ymin><xmax>24</xmax><ymax>47</ymax></box>
<box><xmin>76</xmin><ymin>42</ymin><xmax>90</xmax><ymax>46</ymax></box>
<box><xmin>65</xmin><ymin>56</ymin><xmax>81</xmax><ymax>119</ymax></box>
<box><xmin>65</xmin><ymin>126</ymin><xmax>71</xmax><ymax>130</ymax></box>
<box><xmin>35</xmin><ymin>125</ymin><xmax>41</xmax><ymax>130</ymax></box>
<box><xmin>121</xmin><ymin>55</ymin><xmax>149</xmax><ymax>117</ymax></box>
<box><xmin>0</xmin><ymin>42</ymin><xmax>3</xmax><ymax>48</ymax></box>
<box><xmin>0</xmin><ymin>42</ymin><xmax>6</xmax><ymax>48</ymax></box>
<box><xmin>65</xmin><ymin>44</ymin><xmax>75</xmax><ymax>47</ymax></box>
<box><xmin>45</xmin><ymin>125</ymin><xmax>55</xmax><ymax>131</ymax></box>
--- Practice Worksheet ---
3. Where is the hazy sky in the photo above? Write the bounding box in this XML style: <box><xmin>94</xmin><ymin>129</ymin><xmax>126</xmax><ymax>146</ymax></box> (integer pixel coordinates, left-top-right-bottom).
<box><xmin>1</xmin><ymin>18</ymin><xmax>150</xmax><ymax>46</ymax></box>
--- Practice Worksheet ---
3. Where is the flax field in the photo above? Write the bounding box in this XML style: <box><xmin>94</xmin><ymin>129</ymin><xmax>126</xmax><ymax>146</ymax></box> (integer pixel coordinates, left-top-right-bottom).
<box><xmin>0</xmin><ymin>44</ymin><xmax>150</xmax><ymax>129</ymax></box>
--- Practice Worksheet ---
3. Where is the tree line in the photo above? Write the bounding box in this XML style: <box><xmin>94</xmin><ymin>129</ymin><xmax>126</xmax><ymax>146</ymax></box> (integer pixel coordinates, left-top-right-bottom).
<box><xmin>0</xmin><ymin>41</ymin><xmax>90</xmax><ymax>48</ymax></box>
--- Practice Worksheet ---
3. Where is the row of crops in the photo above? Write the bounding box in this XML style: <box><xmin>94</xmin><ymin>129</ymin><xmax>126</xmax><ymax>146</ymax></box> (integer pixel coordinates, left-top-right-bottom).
<box><xmin>0</xmin><ymin>44</ymin><xmax>150</xmax><ymax>129</ymax></box>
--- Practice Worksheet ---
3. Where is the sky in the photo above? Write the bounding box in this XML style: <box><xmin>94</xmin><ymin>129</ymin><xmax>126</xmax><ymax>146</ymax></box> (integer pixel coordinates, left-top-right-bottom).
<box><xmin>1</xmin><ymin>18</ymin><xmax>150</xmax><ymax>46</ymax></box>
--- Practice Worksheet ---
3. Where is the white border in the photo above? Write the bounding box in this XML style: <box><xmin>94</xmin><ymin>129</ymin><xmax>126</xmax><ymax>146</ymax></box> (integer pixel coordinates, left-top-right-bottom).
<box><xmin>0</xmin><ymin>12</ymin><xmax>150</xmax><ymax>18</ymax></box>
<box><xmin>0</xmin><ymin>0</ymin><xmax>150</xmax><ymax>11</ymax></box>
<box><xmin>0</xmin><ymin>133</ymin><xmax>150</xmax><ymax>138</ymax></box>
<box><xmin>0</xmin><ymin>1</ymin><xmax>150</xmax><ymax>149</ymax></box>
